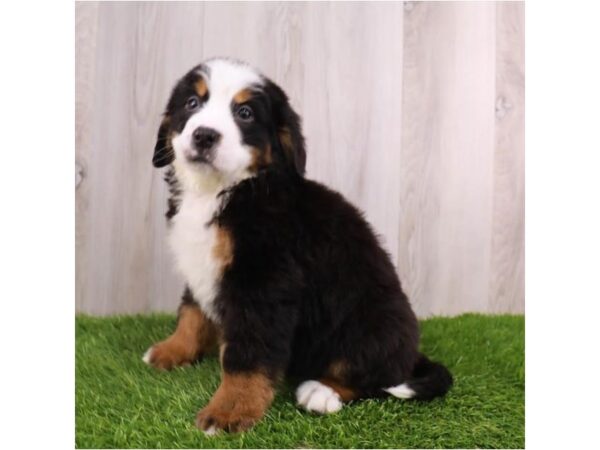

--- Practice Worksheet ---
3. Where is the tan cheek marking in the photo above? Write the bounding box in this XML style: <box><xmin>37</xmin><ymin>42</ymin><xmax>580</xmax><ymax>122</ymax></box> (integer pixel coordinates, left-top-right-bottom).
<box><xmin>233</xmin><ymin>88</ymin><xmax>252</xmax><ymax>104</ymax></box>
<box><xmin>249</xmin><ymin>144</ymin><xmax>273</xmax><ymax>172</ymax></box>
<box><xmin>213</xmin><ymin>226</ymin><xmax>234</xmax><ymax>274</ymax></box>
<box><xmin>195</xmin><ymin>78</ymin><xmax>208</xmax><ymax>97</ymax></box>
<box><xmin>264</xmin><ymin>144</ymin><xmax>273</xmax><ymax>165</ymax></box>
<box><xmin>279</xmin><ymin>127</ymin><xmax>294</xmax><ymax>154</ymax></box>
<box><xmin>278</xmin><ymin>126</ymin><xmax>295</xmax><ymax>160</ymax></box>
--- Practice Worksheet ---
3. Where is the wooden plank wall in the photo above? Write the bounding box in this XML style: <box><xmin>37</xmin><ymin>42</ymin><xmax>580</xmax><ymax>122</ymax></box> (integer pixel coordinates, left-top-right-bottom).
<box><xmin>75</xmin><ymin>1</ymin><xmax>525</xmax><ymax>317</ymax></box>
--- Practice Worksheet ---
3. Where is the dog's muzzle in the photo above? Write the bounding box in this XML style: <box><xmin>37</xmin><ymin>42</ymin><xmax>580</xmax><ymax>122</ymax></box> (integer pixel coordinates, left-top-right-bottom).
<box><xmin>185</xmin><ymin>126</ymin><xmax>221</xmax><ymax>162</ymax></box>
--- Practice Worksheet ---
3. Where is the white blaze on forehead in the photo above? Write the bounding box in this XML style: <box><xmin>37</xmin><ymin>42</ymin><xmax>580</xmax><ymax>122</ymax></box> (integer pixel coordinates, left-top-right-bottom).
<box><xmin>200</xmin><ymin>58</ymin><xmax>264</xmax><ymax>99</ymax></box>
<box><xmin>171</xmin><ymin>58</ymin><xmax>265</xmax><ymax>187</ymax></box>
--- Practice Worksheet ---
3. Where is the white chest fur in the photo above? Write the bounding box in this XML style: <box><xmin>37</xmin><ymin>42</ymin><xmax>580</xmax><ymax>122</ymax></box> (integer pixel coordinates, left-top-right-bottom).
<box><xmin>168</xmin><ymin>190</ymin><xmax>222</xmax><ymax>323</ymax></box>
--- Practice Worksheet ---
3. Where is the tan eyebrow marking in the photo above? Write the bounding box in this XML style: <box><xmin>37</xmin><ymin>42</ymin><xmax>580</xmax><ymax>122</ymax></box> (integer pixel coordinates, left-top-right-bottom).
<box><xmin>233</xmin><ymin>88</ymin><xmax>253</xmax><ymax>104</ymax></box>
<box><xmin>195</xmin><ymin>77</ymin><xmax>208</xmax><ymax>97</ymax></box>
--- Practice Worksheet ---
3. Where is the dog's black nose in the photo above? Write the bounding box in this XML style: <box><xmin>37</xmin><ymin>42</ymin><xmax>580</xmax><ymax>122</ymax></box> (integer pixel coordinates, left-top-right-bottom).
<box><xmin>192</xmin><ymin>127</ymin><xmax>221</xmax><ymax>151</ymax></box>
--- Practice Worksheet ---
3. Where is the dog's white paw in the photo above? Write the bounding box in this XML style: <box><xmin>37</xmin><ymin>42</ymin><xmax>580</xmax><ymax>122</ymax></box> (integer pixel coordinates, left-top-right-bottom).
<box><xmin>203</xmin><ymin>425</ymin><xmax>219</xmax><ymax>436</ymax></box>
<box><xmin>142</xmin><ymin>347</ymin><xmax>154</xmax><ymax>365</ymax></box>
<box><xmin>296</xmin><ymin>380</ymin><xmax>343</xmax><ymax>414</ymax></box>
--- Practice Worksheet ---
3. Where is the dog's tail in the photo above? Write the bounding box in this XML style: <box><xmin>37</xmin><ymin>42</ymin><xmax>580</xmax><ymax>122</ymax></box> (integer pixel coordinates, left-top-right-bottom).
<box><xmin>383</xmin><ymin>353</ymin><xmax>453</xmax><ymax>401</ymax></box>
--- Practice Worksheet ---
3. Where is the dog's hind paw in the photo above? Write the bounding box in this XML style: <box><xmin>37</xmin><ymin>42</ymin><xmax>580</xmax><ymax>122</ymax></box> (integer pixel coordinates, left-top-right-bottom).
<box><xmin>296</xmin><ymin>380</ymin><xmax>343</xmax><ymax>414</ymax></box>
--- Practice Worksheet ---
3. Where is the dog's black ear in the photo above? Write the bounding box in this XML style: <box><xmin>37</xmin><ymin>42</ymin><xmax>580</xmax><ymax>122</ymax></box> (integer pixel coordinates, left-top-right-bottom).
<box><xmin>265</xmin><ymin>80</ymin><xmax>306</xmax><ymax>175</ymax></box>
<box><xmin>152</xmin><ymin>115</ymin><xmax>174</xmax><ymax>168</ymax></box>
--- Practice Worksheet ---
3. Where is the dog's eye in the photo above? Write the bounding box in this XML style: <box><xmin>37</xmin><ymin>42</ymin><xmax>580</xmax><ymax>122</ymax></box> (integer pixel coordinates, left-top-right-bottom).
<box><xmin>236</xmin><ymin>105</ymin><xmax>254</xmax><ymax>122</ymax></box>
<box><xmin>185</xmin><ymin>96</ymin><xmax>200</xmax><ymax>111</ymax></box>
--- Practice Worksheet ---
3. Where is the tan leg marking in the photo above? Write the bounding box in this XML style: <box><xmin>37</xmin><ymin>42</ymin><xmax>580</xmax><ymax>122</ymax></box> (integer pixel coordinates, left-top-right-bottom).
<box><xmin>196</xmin><ymin>371</ymin><xmax>274</xmax><ymax>434</ymax></box>
<box><xmin>145</xmin><ymin>304</ymin><xmax>217</xmax><ymax>370</ymax></box>
<box><xmin>321</xmin><ymin>359</ymin><xmax>360</xmax><ymax>401</ymax></box>
<box><xmin>318</xmin><ymin>378</ymin><xmax>360</xmax><ymax>402</ymax></box>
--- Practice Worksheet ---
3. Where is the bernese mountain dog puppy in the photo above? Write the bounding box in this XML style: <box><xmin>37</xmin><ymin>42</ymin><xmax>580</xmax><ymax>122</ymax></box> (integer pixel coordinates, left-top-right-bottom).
<box><xmin>144</xmin><ymin>57</ymin><xmax>452</xmax><ymax>434</ymax></box>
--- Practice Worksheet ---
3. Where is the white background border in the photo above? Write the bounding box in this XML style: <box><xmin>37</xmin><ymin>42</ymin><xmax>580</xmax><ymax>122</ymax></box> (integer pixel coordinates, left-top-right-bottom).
<box><xmin>1</xmin><ymin>1</ymin><xmax>600</xmax><ymax>448</ymax></box>
<box><xmin>527</xmin><ymin>0</ymin><xmax>600</xmax><ymax>448</ymax></box>
<box><xmin>0</xmin><ymin>1</ymin><xmax>74</xmax><ymax>448</ymax></box>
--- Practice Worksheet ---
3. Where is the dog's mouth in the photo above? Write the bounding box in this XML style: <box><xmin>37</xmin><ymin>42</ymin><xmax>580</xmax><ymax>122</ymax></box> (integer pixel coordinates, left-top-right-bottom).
<box><xmin>183</xmin><ymin>147</ymin><xmax>214</xmax><ymax>165</ymax></box>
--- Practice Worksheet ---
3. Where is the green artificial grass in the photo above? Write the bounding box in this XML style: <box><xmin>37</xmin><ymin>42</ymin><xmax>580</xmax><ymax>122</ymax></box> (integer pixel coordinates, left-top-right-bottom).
<box><xmin>76</xmin><ymin>313</ymin><xmax>524</xmax><ymax>449</ymax></box>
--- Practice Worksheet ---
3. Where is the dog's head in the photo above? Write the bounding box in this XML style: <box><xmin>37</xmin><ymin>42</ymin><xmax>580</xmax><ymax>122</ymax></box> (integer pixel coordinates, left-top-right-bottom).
<box><xmin>153</xmin><ymin>58</ymin><xmax>306</xmax><ymax>183</ymax></box>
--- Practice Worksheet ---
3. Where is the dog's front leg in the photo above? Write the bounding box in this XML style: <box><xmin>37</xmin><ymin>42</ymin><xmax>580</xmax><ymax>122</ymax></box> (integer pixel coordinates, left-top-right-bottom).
<box><xmin>195</xmin><ymin>366</ymin><xmax>275</xmax><ymax>435</ymax></box>
<box><xmin>196</xmin><ymin>293</ymin><xmax>297</xmax><ymax>434</ymax></box>
<box><xmin>143</xmin><ymin>287</ymin><xmax>217</xmax><ymax>370</ymax></box>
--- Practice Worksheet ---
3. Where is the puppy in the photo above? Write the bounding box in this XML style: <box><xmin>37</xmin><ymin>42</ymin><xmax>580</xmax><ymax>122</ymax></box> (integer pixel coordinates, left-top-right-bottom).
<box><xmin>144</xmin><ymin>57</ymin><xmax>452</xmax><ymax>434</ymax></box>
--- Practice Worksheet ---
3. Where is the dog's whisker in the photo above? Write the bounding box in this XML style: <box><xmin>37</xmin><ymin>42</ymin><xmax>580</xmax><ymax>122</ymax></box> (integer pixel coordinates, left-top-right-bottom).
<box><xmin>153</xmin><ymin>150</ymin><xmax>175</xmax><ymax>163</ymax></box>
<box><xmin>154</xmin><ymin>145</ymin><xmax>173</xmax><ymax>154</ymax></box>
<box><xmin>154</xmin><ymin>148</ymin><xmax>174</xmax><ymax>156</ymax></box>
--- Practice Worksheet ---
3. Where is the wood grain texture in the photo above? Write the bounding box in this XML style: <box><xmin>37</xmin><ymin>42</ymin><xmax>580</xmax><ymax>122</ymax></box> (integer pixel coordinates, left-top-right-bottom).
<box><xmin>490</xmin><ymin>2</ymin><xmax>525</xmax><ymax>313</ymax></box>
<box><xmin>75</xmin><ymin>2</ymin><xmax>524</xmax><ymax>316</ymax></box>
<box><xmin>75</xmin><ymin>1</ymin><xmax>99</xmax><ymax>314</ymax></box>
<box><xmin>200</xmin><ymin>1</ymin><xmax>405</xmax><ymax>263</ymax></box>
<box><xmin>400</xmin><ymin>2</ymin><xmax>497</xmax><ymax>317</ymax></box>
<box><xmin>300</xmin><ymin>2</ymin><xmax>405</xmax><ymax>265</ymax></box>
<box><xmin>76</xmin><ymin>2</ymin><xmax>208</xmax><ymax>314</ymax></box>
